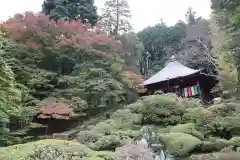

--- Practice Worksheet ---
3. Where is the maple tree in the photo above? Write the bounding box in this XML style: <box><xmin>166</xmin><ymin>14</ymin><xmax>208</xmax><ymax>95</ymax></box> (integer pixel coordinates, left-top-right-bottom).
<box><xmin>3</xmin><ymin>12</ymin><xmax>121</xmax><ymax>55</ymax></box>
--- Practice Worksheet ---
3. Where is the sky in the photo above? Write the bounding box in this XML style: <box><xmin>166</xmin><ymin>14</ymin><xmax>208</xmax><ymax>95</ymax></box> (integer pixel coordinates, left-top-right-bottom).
<box><xmin>0</xmin><ymin>0</ymin><xmax>211</xmax><ymax>32</ymax></box>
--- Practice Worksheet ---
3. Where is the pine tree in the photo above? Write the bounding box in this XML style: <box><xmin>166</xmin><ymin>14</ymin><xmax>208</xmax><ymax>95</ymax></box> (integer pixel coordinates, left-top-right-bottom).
<box><xmin>42</xmin><ymin>0</ymin><xmax>98</xmax><ymax>25</ymax></box>
<box><xmin>185</xmin><ymin>7</ymin><xmax>197</xmax><ymax>25</ymax></box>
<box><xmin>100</xmin><ymin>0</ymin><xmax>132</xmax><ymax>35</ymax></box>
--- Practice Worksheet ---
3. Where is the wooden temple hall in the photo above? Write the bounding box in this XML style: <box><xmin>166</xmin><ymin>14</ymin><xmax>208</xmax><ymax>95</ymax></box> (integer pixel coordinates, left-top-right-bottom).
<box><xmin>143</xmin><ymin>58</ymin><xmax>218</xmax><ymax>103</ymax></box>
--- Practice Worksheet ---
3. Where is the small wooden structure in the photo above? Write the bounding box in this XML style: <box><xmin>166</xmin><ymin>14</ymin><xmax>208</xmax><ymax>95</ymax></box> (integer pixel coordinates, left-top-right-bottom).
<box><xmin>143</xmin><ymin>59</ymin><xmax>217</xmax><ymax>102</ymax></box>
<box><xmin>35</xmin><ymin>97</ymin><xmax>86</xmax><ymax>134</ymax></box>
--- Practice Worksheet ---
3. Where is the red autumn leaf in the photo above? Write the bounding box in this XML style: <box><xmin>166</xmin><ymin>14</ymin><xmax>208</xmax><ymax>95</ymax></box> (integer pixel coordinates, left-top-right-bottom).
<box><xmin>3</xmin><ymin>12</ymin><xmax>122</xmax><ymax>56</ymax></box>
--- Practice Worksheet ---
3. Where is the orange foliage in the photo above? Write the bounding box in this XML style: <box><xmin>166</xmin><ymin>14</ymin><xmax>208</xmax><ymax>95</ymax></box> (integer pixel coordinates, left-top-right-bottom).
<box><xmin>2</xmin><ymin>12</ymin><xmax>121</xmax><ymax>56</ymax></box>
<box><xmin>37</xmin><ymin>97</ymin><xmax>86</xmax><ymax>120</ymax></box>
<box><xmin>121</xmin><ymin>71</ymin><xmax>146</xmax><ymax>93</ymax></box>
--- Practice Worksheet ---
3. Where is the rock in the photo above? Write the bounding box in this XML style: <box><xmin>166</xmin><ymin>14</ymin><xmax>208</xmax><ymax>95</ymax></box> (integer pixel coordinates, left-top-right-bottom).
<box><xmin>213</xmin><ymin>97</ymin><xmax>222</xmax><ymax>104</ymax></box>
<box><xmin>138</xmin><ymin>138</ymin><xmax>148</xmax><ymax>148</ymax></box>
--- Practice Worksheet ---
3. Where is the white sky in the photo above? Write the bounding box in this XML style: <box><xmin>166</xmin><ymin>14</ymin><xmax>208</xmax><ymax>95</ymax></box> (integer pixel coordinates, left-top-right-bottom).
<box><xmin>0</xmin><ymin>0</ymin><xmax>211</xmax><ymax>32</ymax></box>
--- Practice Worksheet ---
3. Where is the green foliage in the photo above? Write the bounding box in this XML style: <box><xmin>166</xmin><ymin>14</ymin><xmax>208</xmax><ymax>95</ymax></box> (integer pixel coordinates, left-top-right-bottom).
<box><xmin>26</xmin><ymin>145</ymin><xmax>72</xmax><ymax>160</ymax></box>
<box><xmin>0</xmin><ymin>36</ymin><xmax>30</xmax><ymax>142</ymax></box>
<box><xmin>159</xmin><ymin>133</ymin><xmax>202</xmax><ymax>156</ymax></box>
<box><xmin>90</xmin><ymin>135</ymin><xmax>130</xmax><ymax>151</ymax></box>
<box><xmin>208</xmin><ymin>103</ymin><xmax>240</xmax><ymax>116</ymax></box>
<box><xmin>170</xmin><ymin>123</ymin><xmax>204</xmax><ymax>140</ymax></box>
<box><xmin>100</xmin><ymin>0</ymin><xmax>132</xmax><ymax>35</ymax></box>
<box><xmin>190</xmin><ymin>152</ymin><xmax>240</xmax><ymax>160</ymax></box>
<box><xmin>0</xmin><ymin>139</ymin><xmax>117</xmax><ymax>160</ymax></box>
<box><xmin>42</xmin><ymin>0</ymin><xmax>98</xmax><ymax>25</ymax></box>
<box><xmin>110</xmin><ymin>108</ymin><xmax>142</xmax><ymax>125</ymax></box>
<box><xmin>185</xmin><ymin>7</ymin><xmax>197</xmax><ymax>25</ymax></box>
<box><xmin>117</xmin><ymin>32</ymin><xmax>145</xmax><ymax>73</ymax></box>
<box><xmin>77</xmin><ymin>131</ymin><xmax>103</xmax><ymax>144</ymax></box>
<box><xmin>205</xmin><ymin>114</ymin><xmax>240</xmax><ymax>139</ymax></box>
<box><xmin>182</xmin><ymin>107</ymin><xmax>214</xmax><ymax>127</ymax></box>
<box><xmin>210</xmin><ymin>0</ymin><xmax>240</xmax><ymax>98</ymax></box>
<box><xmin>138</xmin><ymin>21</ymin><xmax>186</xmax><ymax>72</ymax></box>
<box><xmin>131</xmin><ymin>94</ymin><xmax>198</xmax><ymax>126</ymax></box>
<box><xmin>1</xmin><ymin>12</ymin><xmax>138</xmax><ymax>120</ymax></box>
<box><xmin>76</xmin><ymin>107</ymin><xmax>142</xmax><ymax>151</ymax></box>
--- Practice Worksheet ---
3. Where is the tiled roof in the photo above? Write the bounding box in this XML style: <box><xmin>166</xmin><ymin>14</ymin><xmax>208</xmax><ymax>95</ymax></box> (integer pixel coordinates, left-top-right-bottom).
<box><xmin>144</xmin><ymin>61</ymin><xmax>200</xmax><ymax>86</ymax></box>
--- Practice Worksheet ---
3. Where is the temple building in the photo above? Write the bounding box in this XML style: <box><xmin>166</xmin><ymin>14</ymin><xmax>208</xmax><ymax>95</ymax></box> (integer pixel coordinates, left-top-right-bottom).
<box><xmin>143</xmin><ymin>58</ymin><xmax>217</xmax><ymax>103</ymax></box>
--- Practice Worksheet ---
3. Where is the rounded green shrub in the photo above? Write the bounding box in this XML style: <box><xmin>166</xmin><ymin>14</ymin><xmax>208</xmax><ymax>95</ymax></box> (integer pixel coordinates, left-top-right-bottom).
<box><xmin>204</xmin><ymin>114</ymin><xmax>240</xmax><ymax>138</ymax></box>
<box><xmin>77</xmin><ymin>131</ymin><xmax>103</xmax><ymax>144</ymax></box>
<box><xmin>26</xmin><ymin>145</ymin><xmax>71</xmax><ymax>160</ymax></box>
<box><xmin>208</xmin><ymin>103</ymin><xmax>237</xmax><ymax>116</ymax></box>
<box><xmin>170</xmin><ymin>123</ymin><xmax>204</xmax><ymax>140</ymax></box>
<box><xmin>158</xmin><ymin>133</ymin><xmax>202</xmax><ymax>156</ymax></box>
<box><xmin>111</xmin><ymin>109</ymin><xmax>142</xmax><ymax>125</ymax></box>
<box><xmin>90</xmin><ymin>135</ymin><xmax>131</xmax><ymax>151</ymax></box>
<box><xmin>113</xmin><ymin>130</ymin><xmax>141</xmax><ymax>140</ymax></box>
<box><xmin>228</xmin><ymin>137</ymin><xmax>240</xmax><ymax>149</ymax></box>
<box><xmin>132</xmin><ymin>94</ymin><xmax>186</xmax><ymax>126</ymax></box>
<box><xmin>183</xmin><ymin>107</ymin><xmax>213</xmax><ymax>127</ymax></box>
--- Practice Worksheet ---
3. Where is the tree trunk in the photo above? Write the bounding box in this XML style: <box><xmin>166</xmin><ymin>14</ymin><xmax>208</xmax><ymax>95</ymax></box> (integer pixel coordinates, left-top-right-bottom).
<box><xmin>115</xmin><ymin>0</ymin><xmax>120</xmax><ymax>35</ymax></box>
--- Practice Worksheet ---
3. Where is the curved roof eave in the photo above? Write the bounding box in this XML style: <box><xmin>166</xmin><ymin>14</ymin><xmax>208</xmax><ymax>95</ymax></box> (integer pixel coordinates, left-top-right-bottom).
<box><xmin>143</xmin><ymin>61</ymin><xmax>201</xmax><ymax>86</ymax></box>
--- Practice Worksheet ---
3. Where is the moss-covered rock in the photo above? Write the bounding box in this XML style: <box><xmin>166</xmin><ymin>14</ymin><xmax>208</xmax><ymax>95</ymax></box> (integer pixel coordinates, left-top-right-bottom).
<box><xmin>170</xmin><ymin>123</ymin><xmax>204</xmax><ymax>140</ymax></box>
<box><xmin>159</xmin><ymin>133</ymin><xmax>202</xmax><ymax>156</ymax></box>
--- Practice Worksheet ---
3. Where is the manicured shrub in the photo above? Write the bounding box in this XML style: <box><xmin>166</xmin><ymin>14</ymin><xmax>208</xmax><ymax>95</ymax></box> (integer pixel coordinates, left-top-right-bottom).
<box><xmin>26</xmin><ymin>145</ymin><xmax>71</xmax><ymax>160</ymax></box>
<box><xmin>90</xmin><ymin>135</ymin><xmax>131</xmax><ymax>151</ymax></box>
<box><xmin>170</xmin><ymin>123</ymin><xmax>204</xmax><ymax>140</ymax></box>
<box><xmin>182</xmin><ymin>107</ymin><xmax>213</xmax><ymax>127</ymax></box>
<box><xmin>208</xmin><ymin>103</ymin><xmax>239</xmax><ymax>117</ymax></box>
<box><xmin>132</xmin><ymin>94</ymin><xmax>186</xmax><ymax>126</ymax></box>
<box><xmin>204</xmin><ymin>114</ymin><xmax>240</xmax><ymax>138</ymax></box>
<box><xmin>77</xmin><ymin>131</ymin><xmax>103</xmax><ymax>144</ymax></box>
<box><xmin>158</xmin><ymin>133</ymin><xmax>202</xmax><ymax>156</ymax></box>
<box><xmin>111</xmin><ymin>108</ymin><xmax>142</xmax><ymax>125</ymax></box>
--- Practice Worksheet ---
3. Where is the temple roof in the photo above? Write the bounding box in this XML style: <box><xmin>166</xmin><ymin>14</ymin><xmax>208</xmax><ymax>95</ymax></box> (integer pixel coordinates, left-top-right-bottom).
<box><xmin>143</xmin><ymin>61</ymin><xmax>200</xmax><ymax>86</ymax></box>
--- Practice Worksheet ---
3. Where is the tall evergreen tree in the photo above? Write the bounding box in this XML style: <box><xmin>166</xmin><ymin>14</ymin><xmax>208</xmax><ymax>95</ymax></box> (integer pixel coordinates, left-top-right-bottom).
<box><xmin>100</xmin><ymin>0</ymin><xmax>132</xmax><ymax>35</ymax></box>
<box><xmin>42</xmin><ymin>0</ymin><xmax>98</xmax><ymax>25</ymax></box>
<box><xmin>185</xmin><ymin>7</ymin><xmax>197</xmax><ymax>25</ymax></box>
<box><xmin>210</xmin><ymin>0</ymin><xmax>240</xmax><ymax>98</ymax></box>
